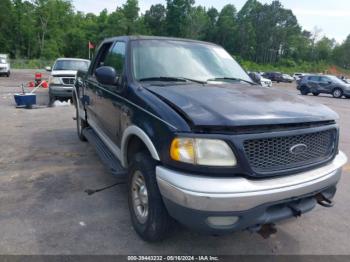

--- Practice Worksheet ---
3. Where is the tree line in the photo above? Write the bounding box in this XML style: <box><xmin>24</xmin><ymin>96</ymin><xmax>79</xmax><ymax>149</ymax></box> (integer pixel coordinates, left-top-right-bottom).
<box><xmin>0</xmin><ymin>0</ymin><xmax>349</xmax><ymax>70</ymax></box>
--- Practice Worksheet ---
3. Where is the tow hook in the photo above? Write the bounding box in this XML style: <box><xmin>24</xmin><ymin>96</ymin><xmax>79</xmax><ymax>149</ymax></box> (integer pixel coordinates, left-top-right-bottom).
<box><xmin>287</xmin><ymin>203</ymin><xmax>302</xmax><ymax>217</ymax></box>
<box><xmin>256</xmin><ymin>224</ymin><xmax>277</xmax><ymax>239</ymax></box>
<box><xmin>316</xmin><ymin>193</ymin><xmax>334</xmax><ymax>208</ymax></box>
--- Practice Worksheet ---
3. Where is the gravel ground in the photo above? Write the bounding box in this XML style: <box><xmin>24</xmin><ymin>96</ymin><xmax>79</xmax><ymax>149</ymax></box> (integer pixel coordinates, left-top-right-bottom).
<box><xmin>0</xmin><ymin>69</ymin><xmax>349</xmax><ymax>255</ymax></box>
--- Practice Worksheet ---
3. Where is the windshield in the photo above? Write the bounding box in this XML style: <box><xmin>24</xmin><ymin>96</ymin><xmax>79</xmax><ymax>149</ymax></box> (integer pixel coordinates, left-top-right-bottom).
<box><xmin>0</xmin><ymin>58</ymin><xmax>7</xmax><ymax>64</ymax></box>
<box><xmin>328</xmin><ymin>75</ymin><xmax>348</xmax><ymax>84</ymax></box>
<box><xmin>131</xmin><ymin>40</ymin><xmax>251</xmax><ymax>83</ymax></box>
<box><xmin>53</xmin><ymin>60</ymin><xmax>89</xmax><ymax>71</ymax></box>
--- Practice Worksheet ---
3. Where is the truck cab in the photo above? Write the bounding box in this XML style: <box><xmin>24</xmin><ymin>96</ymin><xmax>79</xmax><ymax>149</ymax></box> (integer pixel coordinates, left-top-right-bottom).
<box><xmin>74</xmin><ymin>36</ymin><xmax>347</xmax><ymax>242</ymax></box>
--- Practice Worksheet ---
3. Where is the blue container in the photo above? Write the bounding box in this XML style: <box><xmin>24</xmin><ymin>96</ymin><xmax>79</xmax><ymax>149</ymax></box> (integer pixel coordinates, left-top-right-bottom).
<box><xmin>14</xmin><ymin>93</ymin><xmax>36</xmax><ymax>108</ymax></box>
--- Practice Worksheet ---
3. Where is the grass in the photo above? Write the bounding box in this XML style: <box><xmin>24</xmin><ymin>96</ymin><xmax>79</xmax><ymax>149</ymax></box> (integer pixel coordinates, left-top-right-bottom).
<box><xmin>10</xmin><ymin>59</ymin><xmax>53</xmax><ymax>69</ymax></box>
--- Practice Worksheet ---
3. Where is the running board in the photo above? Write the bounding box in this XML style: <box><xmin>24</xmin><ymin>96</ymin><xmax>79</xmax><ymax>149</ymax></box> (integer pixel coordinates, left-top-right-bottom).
<box><xmin>83</xmin><ymin>127</ymin><xmax>127</xmax><ymax>178</ymax></box>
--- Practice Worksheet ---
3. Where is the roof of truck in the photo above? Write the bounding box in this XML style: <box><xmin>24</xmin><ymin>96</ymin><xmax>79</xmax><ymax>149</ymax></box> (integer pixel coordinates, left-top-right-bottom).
<box><xmin>102</xmin><ymin>35</ymin><xmax>219</xmax><ymax>46</ymax></box>
<box><xmin>55</xmin><ymin>58</ymin><xmax>90</xmax><ymax>62</ymax></box>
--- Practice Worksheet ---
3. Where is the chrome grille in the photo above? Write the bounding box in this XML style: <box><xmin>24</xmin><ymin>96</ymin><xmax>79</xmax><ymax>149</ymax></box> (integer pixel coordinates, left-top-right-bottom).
<box><xmin>243</xmin><ymin>129</ymin><xmax>336</xmax><ymax>174</ymax></box>
<box><xmin>61</xmin><ymin>77</ymin><xmax>75</xmax><ymax>85</ymax></box>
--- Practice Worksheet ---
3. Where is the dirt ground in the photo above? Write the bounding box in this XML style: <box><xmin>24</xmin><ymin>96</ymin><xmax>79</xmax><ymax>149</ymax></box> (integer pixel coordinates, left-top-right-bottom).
<box><xmin>0</xmin><ymin>69</ymin><xmax>349</xmax><ymax>255</ymax></box>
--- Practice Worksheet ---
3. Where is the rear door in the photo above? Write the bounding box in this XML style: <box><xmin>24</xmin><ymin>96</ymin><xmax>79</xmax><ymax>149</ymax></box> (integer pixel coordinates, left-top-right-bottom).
<box><xmin>318</xmin><ymin>76</ymin><xmax>333</xmax><ymax>94</ymax></box>
<box><xmin>85</xmin><ymin>42</ymin><xmax>114</xmax><ymax>131</ymax></box>
<box><xmin>96</xmin><ymin>41</ymin><xmax>127</xmax><ymax>145</ymax></box>
<box><xmin>307</xmin><ymin>76</ymin><xmax>319</xmax><ymax>91</ymax></box>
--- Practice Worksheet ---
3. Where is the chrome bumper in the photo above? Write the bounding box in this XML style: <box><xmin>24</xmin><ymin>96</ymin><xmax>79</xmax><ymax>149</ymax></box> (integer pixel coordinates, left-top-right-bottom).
<box><xmin>156</xmin><ymin>151</ymin><xmax>347</xmax><ymax>212</ymax></box>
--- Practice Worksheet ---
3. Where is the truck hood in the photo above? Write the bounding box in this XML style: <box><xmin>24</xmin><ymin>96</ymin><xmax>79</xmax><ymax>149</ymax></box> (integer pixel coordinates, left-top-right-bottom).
<box><xmin>145</xmin><ymin>83</ymin><xmax>338</xmax><ymax>127</ymax></box>
<box><xmin>51</xmin><ymin>70</ymin><xmax>77</xmax><ymax>77</ymax></box>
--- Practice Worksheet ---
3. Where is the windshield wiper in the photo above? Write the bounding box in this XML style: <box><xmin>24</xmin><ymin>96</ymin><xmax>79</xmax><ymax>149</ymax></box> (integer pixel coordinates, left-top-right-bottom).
<box><xmin>139</xmin><ymin>76</ymin><xmax>206</xmax><ymax>84</ymax></box>
<box><xmin>207</xmin><ymin>77</ymin><xmax>257</xmax><ymax>85</ymax></box>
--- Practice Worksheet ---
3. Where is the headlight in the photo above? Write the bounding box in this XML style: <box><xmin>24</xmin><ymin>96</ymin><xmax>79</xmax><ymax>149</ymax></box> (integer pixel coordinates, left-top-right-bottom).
<box><xmin>170</xmin><ymin>138</ymin><xmax>237</xmax><ymax>166</ymax></box>
<box><xmin>50</xmin><ymin>77</ymin><xmax>61</xmax><ymax>85</ymax></box>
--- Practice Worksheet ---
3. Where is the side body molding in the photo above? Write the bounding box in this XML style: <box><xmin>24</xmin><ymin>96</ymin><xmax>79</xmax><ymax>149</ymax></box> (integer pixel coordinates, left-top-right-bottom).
<box><xmin>121</xmin><ymin>125</ymin><xmax>160</xmax><ymax>167</ymax></box>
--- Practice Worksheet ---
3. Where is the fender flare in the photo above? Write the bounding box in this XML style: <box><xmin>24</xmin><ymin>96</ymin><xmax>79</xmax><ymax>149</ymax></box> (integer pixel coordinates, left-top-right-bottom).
<box><xmin>121</xmin><ymin>125</ymin><xmax>160</xmax><ymax>167</ymax></box>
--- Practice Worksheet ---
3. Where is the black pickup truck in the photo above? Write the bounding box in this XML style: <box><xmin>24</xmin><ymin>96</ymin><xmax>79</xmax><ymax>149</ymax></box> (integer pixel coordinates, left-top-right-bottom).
<box><xmin>73</xmin><ymin>36</ymin><xmax>347</xmax><ymax>242</ymax></box>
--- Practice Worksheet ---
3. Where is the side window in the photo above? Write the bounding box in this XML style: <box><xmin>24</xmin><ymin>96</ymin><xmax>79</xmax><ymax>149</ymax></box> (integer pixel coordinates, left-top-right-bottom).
<box><xmin>90</xmin><ymin>42</ymin><xmax>113</xmax><ymax>76</ymax></box>
<box><xmin>103</xmin><ymin>42</ymin><xmax>126</xmax><ymax>76</ymax></box>
<box><xmin>309</xmin><ymin>76</ymin><xmax>318</xmax><ymax>81</ymax></box>
<box><xmin>319</xmin><ymin>77</ymin><xmax>330</xmax><ymax>83</ymax></box>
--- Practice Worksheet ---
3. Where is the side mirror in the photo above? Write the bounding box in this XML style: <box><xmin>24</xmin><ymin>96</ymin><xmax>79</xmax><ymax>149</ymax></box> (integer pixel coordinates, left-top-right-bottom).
<box><xmin>45</xmin><ymin>66</ymin><xmax>52</xmax><ymax>72</ymax></box>
<box><xmin>95</xmin><ymin>66</ymin><xmax>118</xmax><ymax>85</ymax></box>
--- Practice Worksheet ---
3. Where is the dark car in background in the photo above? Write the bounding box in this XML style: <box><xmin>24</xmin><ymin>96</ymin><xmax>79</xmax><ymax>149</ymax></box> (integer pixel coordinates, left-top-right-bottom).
<box><xmin>263</xmin><ymin>72</ymin><xmax>293</xmax><ymax>83</ymax></box>
<box><xmin>297</xmin><ymin>75</ymin><xmax>350</xmax><ymax>98</ymax></box>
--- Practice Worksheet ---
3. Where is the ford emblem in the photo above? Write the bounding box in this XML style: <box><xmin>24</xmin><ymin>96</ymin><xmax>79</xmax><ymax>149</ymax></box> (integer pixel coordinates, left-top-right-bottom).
<box><xmin>290</xmin><ymin>144</ymin><xmax>308</xmax><ymax>155</ymax></box>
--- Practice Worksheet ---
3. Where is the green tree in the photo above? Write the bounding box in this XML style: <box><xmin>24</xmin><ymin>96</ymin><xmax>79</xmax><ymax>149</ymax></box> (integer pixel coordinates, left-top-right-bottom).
<box><xmin>216</xmin><ymin>4</ymin><xmax>237</xmax><ymax>53</ymax></box>
<box><xmin>122</xmin><ymin>0</ymin><xmax>140</xmax><ymax>34</ymax></box>
<box><xmin>166</xmin><ymin>0</ymin><xmax>195</xmax><ymax>37</ymax></box>
<box><xmin>144</xmin><ymin>4</ymin><xmax>167</xmax><ymax>36</ymax></box>
<box><xmin>0</xmin><ymin>0</ymin><xmax>14</xmax><ymax>56</ymax></box>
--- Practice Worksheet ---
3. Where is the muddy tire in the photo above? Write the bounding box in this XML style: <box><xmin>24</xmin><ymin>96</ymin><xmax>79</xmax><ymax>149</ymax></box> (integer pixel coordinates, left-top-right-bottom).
<box><xmin>128</xmin><ymin>152</ymin><xmax>172</xmax><ymax>242</ymax></box>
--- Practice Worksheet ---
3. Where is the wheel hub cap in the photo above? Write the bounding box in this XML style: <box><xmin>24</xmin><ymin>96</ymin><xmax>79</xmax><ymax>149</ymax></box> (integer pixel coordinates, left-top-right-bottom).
<box><xmin>131</xmin><ymin>171</ymin><xmax>149</xmax><ymax>224</ymax></box>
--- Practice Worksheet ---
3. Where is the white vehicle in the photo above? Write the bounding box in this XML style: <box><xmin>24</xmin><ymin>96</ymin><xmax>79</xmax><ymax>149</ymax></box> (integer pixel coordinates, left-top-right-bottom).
<box><xmin>47</xmin><ymin>58</ymin><xmax>90</xmax><ymax>104</ymax></box>
<box><xmin>248</xmin><ymin>72</ymin><xmax>272</xmax><ymax>88</ymax></box>
<box><xmin>293</xmin><ymin>73</ymin><xmax>309</xmax><ymax>81</ymax></box>
<box><xmin>0</xmin><ymin>54</ymin><xmax>10</xmax><ymax>77</ymax></box>
<box><xmin>260</xmin><ymin>75</ymin><xmax>272</xmax><ymax>87</ymax></box>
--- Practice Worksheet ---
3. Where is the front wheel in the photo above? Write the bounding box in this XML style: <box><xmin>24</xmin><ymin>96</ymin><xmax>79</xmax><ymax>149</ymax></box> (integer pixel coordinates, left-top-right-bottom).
<box><xmin>332</xmin><ymin>88</ymin><xmax>343</xmax><ymax>98</ymax></box>
<box><xmin>312</xmin><ymin>92</ymin><xmax>319</xmax><ymax>96</ymax></box>
<box><xmin>128</xmin><ymin>152</ymin><xmax>172</xmax><ymax>242</ymax></box>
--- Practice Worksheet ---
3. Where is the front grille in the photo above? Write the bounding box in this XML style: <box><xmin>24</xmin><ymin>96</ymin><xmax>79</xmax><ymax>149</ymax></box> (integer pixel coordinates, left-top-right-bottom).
<box><xmin>243</xmin><ymin>129</ymin><xmax>336</xmax><ymax>174</ymax></box>
<box><xmin>61</xmin><ymin>77</ymin><xmax>75</xmax><ymax>85</ymax></box>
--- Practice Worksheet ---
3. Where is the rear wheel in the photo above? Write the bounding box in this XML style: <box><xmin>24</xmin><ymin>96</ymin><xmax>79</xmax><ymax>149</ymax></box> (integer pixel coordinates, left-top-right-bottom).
<box><xmin>312</xmin><ymin>92</ymin><xmax>319</xmax><ymax>96</ymax></box>
<box><xmin>48</xmin><ymin>94</ymin><xmax>55</xmax><ymax>107</ymax></box>
<box><xmin>332</xmin><ymin>88</ymin><xmax>343</xmax><ymax>98</ymax></box>
<box><xmin>300</xmin><ymin>86</ymin><xmax>309</xmax><ymax>95</ymax></box>
<box><xmin>128</xmin><ymin>152</ymin><xmax>172</xmax><ymax>242</ymax></box>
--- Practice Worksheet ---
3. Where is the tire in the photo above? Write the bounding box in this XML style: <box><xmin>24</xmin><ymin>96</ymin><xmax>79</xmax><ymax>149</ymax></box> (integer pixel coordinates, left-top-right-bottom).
<box><xmin>332</xmin><ymin>88</ymin><xmax>343</xmax><ymax>98</ymax></box>
<box><xmin>345</xmin><ymin>95</ymin><xmax>350</xmax><ymax>99</ymax></box>
<box><xmin>6</xmin><ymin>72</ymin><xmax>10</xmax><ymax>77</ymax></box>
<box><xmin>76</xmin><ymin>103</ymin><xmax>87</xmax><ymax>142</ymax></box>
<box><xmin>128</xmin><ymin>152</ymin><xmax>172</xmax><ymax>242</ymax></box>
<box><xmin>300</xmin><ymin>86</ymin><xmax>309</xmax><ymax>95</ymax></box>
<box><xmin>312</xmin><ymin>92</ymin><xmax>319</xmax><ymax>96</ymax></box>
<box><xmin>48</xmin><ymin>95</ymin><xmax>55</xmax><ymax>107</ymax></box>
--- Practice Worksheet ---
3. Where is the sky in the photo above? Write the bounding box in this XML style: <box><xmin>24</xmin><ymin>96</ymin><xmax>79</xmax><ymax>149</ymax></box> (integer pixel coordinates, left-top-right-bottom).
<box><xmin>73</xmin><ymin>0</ymin><xmax>350</xmax><ymax>43</ymax></box>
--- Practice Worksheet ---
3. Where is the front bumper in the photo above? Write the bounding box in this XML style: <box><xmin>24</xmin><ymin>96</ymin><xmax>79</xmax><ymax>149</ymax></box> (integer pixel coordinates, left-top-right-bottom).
<box><xmin>156</xmin><ymin>151</ymin><xmax>347</xmax><ymax>233</ymax></box>
<box><xmin>49</xmin><ymin>85</ymin><xmax>73</xmax><ymax>98</ymax></box>
<box><xmin>0</xmin><ymin>67</ymin><xmax>9</xmax><ymax>74</ymax></box>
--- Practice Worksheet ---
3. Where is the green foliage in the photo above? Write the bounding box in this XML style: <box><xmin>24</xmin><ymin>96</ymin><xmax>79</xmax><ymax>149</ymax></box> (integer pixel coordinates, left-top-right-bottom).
<box><xmin>0</xmin><ymin>0</ymin><xmax>349</xmax><ymax>72</ymax></box>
